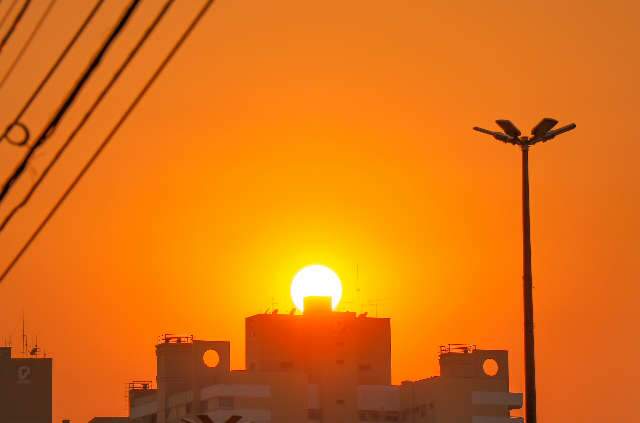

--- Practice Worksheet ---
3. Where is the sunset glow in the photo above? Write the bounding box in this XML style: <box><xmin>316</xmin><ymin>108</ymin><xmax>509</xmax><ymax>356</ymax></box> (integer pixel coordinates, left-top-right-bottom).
<box><xmin>291</xmin><ymin>265</ymin><xmax>342</xmax><ymax>311</ymax></box>
<box><xmin>0</xmin><ymin>1</ymin><xmax>634</xmax><ymax>422</ymax></box>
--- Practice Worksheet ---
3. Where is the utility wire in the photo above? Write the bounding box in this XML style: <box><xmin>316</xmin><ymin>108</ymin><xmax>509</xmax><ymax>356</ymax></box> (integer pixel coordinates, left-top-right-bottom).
<box><xmin>0</xmin><ymin>0</ymin><xmax>141</xmax><ymax>204</ymax></box>
<box><xmin>0</xmin><ymin>0</ymin><xmax>216</xmax><ymax>284</ymax></box>
<box><xmin>0</xmin><ymin>0</ymin><xmax>58</xmax><ymax>92</ymax></box>
<box><xmin>0</xmin><ymin>0</ymin><xmax>31</xmax><ymax>56</ymax></box>
<box><xmin>0</xmin><ymin>0</ymin><xmax>19</xmax><ymax>34</ymax></box>
<box><xmin>0</xmin><ymin>0</ymin><xmax>177</xmax><ymax>232</ymax></box>
<box><xmin>0</xmin><ymin>0</ymin><xmax>105</xmax><ymax>146</ymax></box>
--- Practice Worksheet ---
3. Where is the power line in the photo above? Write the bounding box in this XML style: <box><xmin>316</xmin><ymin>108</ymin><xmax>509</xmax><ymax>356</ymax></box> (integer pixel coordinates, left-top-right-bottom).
<box><xmin>0</xmin><ymin>0</ymin><xmax>32</xmax><ymax>56</ymax></box>
<box><xmin>0</xmin><ymin>0</ymin><xmax>19</xmax><ymax>33</ymax></box>
<box><xmin>0</xmin><ymin>0</ymin><xmax>58</xmax><ymax>92</ymax></box>
<box><xmin>0</xmin><ymin>0</ymin><xmax>177</xmax><ymax>232</ymax></box>
<box><xmin>0</xmin><ymin>0</ymin><xmax>216</xmax><ymax>284</ymax></box>
<box><xmin>0</xmin><ymin>0</ymin><xmax>105</xmax><ymax>146</ymax></box>
<box><xmin>0</xmin><ymin>0</ymin><xmax>141</xmax><ymax>205</ymax></box>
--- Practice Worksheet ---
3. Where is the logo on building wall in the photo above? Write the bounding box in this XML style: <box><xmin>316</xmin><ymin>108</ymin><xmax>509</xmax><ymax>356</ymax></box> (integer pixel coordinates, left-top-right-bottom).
<box><xmin>17</xmin><ymin>366</ymin><xmax>31</xmax><ymax>384</ymax></box>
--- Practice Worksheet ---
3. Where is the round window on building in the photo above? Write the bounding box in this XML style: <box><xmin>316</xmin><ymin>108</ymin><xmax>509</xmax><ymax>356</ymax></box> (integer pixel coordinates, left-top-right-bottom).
<box><xmin>203</xmin><ymin>349</ymin><xmax>220</xmax><ymax>368</ymax></box>
<box><xmin>482</xmin><ymin>358</ymin><xmax>499</xmax><ymax>376</ymax></box>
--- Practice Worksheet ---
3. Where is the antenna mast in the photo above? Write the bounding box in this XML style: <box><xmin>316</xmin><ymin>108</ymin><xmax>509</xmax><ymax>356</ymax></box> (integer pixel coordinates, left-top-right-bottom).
<box><xmin>22</xmin><ymin>312</ymin><xmax>26</xmax><ymax>355</ymax></box>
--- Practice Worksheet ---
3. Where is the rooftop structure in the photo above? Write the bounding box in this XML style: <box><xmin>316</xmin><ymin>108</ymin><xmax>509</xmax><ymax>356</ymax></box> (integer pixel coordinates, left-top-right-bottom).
<box><xmin>246</xmin><ymin>296</ymin><xmax>391</xmax><ymax>383</ymax></box>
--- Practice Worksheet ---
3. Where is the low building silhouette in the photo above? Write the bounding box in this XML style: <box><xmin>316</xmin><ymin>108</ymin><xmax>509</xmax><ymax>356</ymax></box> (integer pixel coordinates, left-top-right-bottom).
<box><xmin>0</xmin><ymin>345</ymin><xmax>52</xmax><ymax>423</ymax></box>
<box><xmin>128</xmin><ymin>296</ymin><xmax>523</xmax><ymax>423</ymax></box>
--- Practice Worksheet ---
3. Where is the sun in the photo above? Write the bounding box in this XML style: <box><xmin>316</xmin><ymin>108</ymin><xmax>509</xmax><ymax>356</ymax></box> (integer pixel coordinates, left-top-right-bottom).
<box><xmin>291</xmin><ymin>265</ymin><xmax>342</xmax><ymax>311</ymax></box>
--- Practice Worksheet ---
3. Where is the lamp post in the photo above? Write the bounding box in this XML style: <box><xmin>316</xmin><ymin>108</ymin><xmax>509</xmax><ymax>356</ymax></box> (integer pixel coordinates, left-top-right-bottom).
<box><xmin>472</xmin><ymin>118</ymin><xmax>576</xmax><ymax>423</ymax></box>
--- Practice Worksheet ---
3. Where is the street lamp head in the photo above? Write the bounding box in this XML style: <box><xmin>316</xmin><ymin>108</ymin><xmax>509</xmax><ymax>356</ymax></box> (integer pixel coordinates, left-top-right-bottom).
<box><xmin>496</xmin><ymin>120</ymin><xmax>522</xmax><ymax>138</ymax></box>
<box><xmin>535</xmin><ymin>123</ymin><xmax>576</xmax><ymax>142</ymax></box>
<box><xmin>472</xmin><ymin>126</ymin><xmax>516</xmax><ymax>143</ymax></box>
<box><xmin>531</xmin><ymin>118</ymin><xmax>558</xmax><ymax>138</ymax></box>
<box><xmin>474</xmin><ymin>118</ymin><xmax>576</xmax><ymax>147</ymax></box>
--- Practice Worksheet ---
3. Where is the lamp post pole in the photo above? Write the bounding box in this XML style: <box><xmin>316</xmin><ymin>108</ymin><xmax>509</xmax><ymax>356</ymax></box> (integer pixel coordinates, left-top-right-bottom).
<box><xmin>472</xmin><ymin>118</ymin><xmax>576</xmax><ymax>423</ymax></box>
<box><xmin>521</xmin><ymin>142</ymin><xmax>537</xmax><ymax>423</ymax></box>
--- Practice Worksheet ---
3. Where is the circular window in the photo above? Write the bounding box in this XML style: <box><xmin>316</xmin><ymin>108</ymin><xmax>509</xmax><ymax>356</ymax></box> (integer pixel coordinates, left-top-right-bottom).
<box><xmin>482</xmin><ymin>358</ymin><xmax>499</xmax><ymax>376</ymax></box>
<box><xmin>203</xmin><ymin>349</ymin><xmax>220</xmax><ymax>368</ymax></box>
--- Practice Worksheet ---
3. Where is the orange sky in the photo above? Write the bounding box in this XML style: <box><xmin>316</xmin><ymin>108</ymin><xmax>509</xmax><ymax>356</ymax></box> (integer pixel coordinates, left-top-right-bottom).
<box><xmin>0</xmin><ymin>1</ymin><xmax>638</xmax><ymax>422</ymax></box>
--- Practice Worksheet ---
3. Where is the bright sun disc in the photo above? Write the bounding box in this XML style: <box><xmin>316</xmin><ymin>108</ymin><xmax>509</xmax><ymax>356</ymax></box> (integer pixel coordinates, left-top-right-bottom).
<box><xmin>291</xmin><ymin>265</ymin><xmax>342</xmax><ymax>311</ymax></box>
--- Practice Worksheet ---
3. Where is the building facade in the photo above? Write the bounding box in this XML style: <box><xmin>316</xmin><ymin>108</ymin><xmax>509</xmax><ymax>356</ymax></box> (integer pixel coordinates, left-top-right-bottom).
<box><xmin>0</xmin><ymin>346</ymin><xmax>52</xmax><ymax>423</ymax></box>
<box><xmin>128</xmin><ymin>297</ymin><xmax>522</xmax><ymax>423</ymax></box>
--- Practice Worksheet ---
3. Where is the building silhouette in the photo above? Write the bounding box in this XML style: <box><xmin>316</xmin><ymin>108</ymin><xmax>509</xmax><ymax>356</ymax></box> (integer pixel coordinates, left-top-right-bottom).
<box><xmin>0</xmin><ymin>345</ymin><xmax>52</xmax><ymax>423</ymax></box>
<box><xmin>126</xmin><ymin>297</ymin><xmax>523</xmax><ymax>423</ymax></box>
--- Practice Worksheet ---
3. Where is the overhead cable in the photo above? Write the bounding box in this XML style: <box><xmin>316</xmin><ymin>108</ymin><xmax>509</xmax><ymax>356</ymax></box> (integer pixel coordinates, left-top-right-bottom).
<box><xmin>0</xmin><ymin>0</ymin><xmax>19</xmax><ymax>34</ymax></box>
<box><xmin>0</xmin><ymin>0</ymin><xmax>141</xmax><ymax>205</ymax></box>
<box><xmin>0</xmin><ymin>0</ymin><xmax>32</xmax><ymax>56</ymax></box>
<box><xmin>0</xmin><ymin>0</ymin><xmax>216</xmax><ymax>284</ymax></box>
<box><xmin>0</xmin><ymin>0</ymin><xmax>105</xmax><ymax>147</ymax></box>
<box><xmin>0</xmin><ymin>0</ymin><xmax>58</xmax><ymax>92</ymax></box>
<box><xmin>0</xmin><ymin>0</ymin><xmax>177</xmax><ymax>232</ymax></box>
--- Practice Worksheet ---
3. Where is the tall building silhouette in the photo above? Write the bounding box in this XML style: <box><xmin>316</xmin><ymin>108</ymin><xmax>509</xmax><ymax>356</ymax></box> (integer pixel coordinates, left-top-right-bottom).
<box><xmin>126</xmin><ymin>297</ymin><xmax>522</xmax><ymax>423</ymax></box>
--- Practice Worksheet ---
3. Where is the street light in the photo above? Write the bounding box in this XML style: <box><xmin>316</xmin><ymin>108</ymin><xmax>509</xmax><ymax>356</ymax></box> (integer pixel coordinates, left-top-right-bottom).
<box><xmin>472</xmin><ymin>118</ymin><xmax>576</xmax><ymax>423</ymax></box>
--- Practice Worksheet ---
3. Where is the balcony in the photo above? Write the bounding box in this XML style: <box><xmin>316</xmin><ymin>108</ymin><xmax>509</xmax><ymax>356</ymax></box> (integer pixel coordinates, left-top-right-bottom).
<box><xmin>472</xmin><ymin>391</ymin><xmax>523</xmax><ymax>410</ymax></box>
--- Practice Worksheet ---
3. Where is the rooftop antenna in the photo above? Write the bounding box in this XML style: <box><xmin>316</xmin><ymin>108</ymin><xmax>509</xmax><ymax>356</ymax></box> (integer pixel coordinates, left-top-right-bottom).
<box><xmin>365</xmin><ymin>299</ymin><xmax>383</xmax><ymax>317</ymax></box>
<box><xmin>30</xmin><ymin>336</ymin><xmax>40</xmax><ymax>356</ymax></box>
<box><xmin>21</xmin><ymin>312</ymin><xmax>26</xmax><ymax>356</ymax></box>
<box><xmin>265</xmin><ymin>297</ymin><xmax>278</xmax><ymax>314</ymax></box>
<box><xmin>355</xmin><ymin>263</ymin><xmax>362</xmax><ymax>313</ymax></box>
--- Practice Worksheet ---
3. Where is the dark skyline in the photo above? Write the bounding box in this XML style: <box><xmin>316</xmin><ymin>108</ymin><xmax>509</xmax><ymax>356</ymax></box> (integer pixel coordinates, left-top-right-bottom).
<box><xmin>0</xmin><ymin>1</ymin><xmax>637</xmax><ymax>422</ymax></box>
